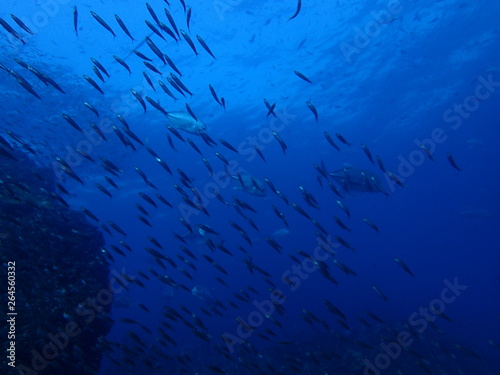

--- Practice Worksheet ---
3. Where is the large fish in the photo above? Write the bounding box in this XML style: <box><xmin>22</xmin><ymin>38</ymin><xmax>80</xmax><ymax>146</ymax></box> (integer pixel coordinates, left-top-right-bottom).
<box><xmin>329</xmin><ymin>164</ymin><xmax>388</xmax><ymax>195</ymax></box>
<box><xmin>166</xmin><ymin>112</ymin><xmax>205</xmax><ymax>134</ymax></box>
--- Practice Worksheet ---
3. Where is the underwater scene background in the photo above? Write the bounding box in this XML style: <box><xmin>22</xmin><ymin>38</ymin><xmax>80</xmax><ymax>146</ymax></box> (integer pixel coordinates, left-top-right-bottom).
<box><xmin>0</xmin><ymin>1</ymin><xmax>499</xmax><ymax>374</ymax></box>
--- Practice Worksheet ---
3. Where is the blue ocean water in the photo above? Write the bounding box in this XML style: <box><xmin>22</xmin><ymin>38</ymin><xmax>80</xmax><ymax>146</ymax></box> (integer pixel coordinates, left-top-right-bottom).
<box><xmin>1</xmin><ymin>0</ymin><xmax>499</xmax><ymax>374</ymax></box>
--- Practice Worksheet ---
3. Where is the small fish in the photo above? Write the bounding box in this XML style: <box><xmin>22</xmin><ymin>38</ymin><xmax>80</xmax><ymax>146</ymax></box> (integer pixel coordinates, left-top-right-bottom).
<box><xmin>185</xmin><ymin>103</ymin><xmax>197</xmax><ymax>121</ymax></box>
<box><xmin>101</xmin><ymin>158</ymin><xmax>123</xmax><ymax>174</ymax></box>
<box><xmin>156</xmin><ymin>193</ymin><xmax>172</xmax><ymax>207</ymax></box>
<box><xmin>209</xmin><ymin>84</ymin><xmax>221</xmax><ymax>105</ymax></box>
<box><xmin>255</xmin><ymin>146</ymin><xmax>266</xmax><ymax>161</ymax></box>
<box><xmin>181</xmin><ymin>29</ymin><xmax>198</xmax><ymax>55</ymax></box>
<box><xmin>146</xmin><ymin>3</ymin><xmax>161</xmax><ymax>26</ymax></box>
<box><xmin>289</xmin><ymin>0</ymin><xmax>302</xmax><ymax>20</ymax></box>
<box><xmin>336</xmin><ymin>200</ymin><xmax>350</xmax><ymax>218</ymax></box>
<box><xmin>0</xmin><ymin>17</ymin><xmax>25</xmax><ymax>44</ymax></box>
<box><xmin>90</xmin><ymin>122</ymin><xmax>106</xmax><ymax>141</ymax></box>
<box><xmin>143</xmin><ymin>71</ymin><xmax>156</xmax><ymax>91</ymax></box>
<box><xmin>93</xmin><ymin>65</ymin><xmax>104</xmax><ymax>82</ymax></box>
<box><xmin>263</xmin><ymin>98</ymin><xmax>276</xmax><ymax>117</ymax></box>
<box><xmin>83</xmin><ymin>74</ymin><xmax>104</xmax><ymax>94</ymax></box>
<box><xmin>420</xmin><ymin>144</ymin><xmax>434</xmax><ymax>161</ymax></box>
<box><xmin>83</xmin><ymin>102</ymin><xmax>99</xmax><ymax>117</ymax></box>
<box><xmin>113</xmin><ymin>55</ymin><xmax>131</xmax><ymax>74</ymax></box>
<box><xmin>171</xmin><ymin>73</ymin><xmax>193</xmax><ymax>96</ymax></box>
<box><xmin>133</xmin><ymin>50</ymin><xmax>152</xmax><ymax>61</ymax></box>
<box><xmin>159</xmin><ymin>80</ymin><xmax>177</xmax><ymax>100</ymax></box>
<box><xmin>372</xmin><ymin>285</ymin><xmax>388</xmax><ymax>302</ymax></box>
<box><xmin>139</xmin><ymin>192</ymin><xmax>157</xmax><ymax>208</ymax></box>
<box><xmin>214</xmin><ymin>152</ymin><xmax>229</xmax><ymax>166</ymax></box>
<box><xmin>143</xmin><ymin>61</ymin><xmax>163</xmax><ymax>75</ymax></box>
<box><xmin>131</xmin><ymin>89</ymin><xmax>147</xmax><ymax>112</ymax></box>
<box><xmin>164</xmin><ymin>54</ymin><xmax>182</xmax><ymax>76</ymax></box>
<box><xmin>186</xmin><ymin>8</ymin><xmax>192</xmax><ymax>31</ymax></box>
<box><xmin>146</xmin><ymin>37</ymin><xmax>166</xmax><ymax>64</ymax></box>
<box><xmin>366</xmin><ymin>310</ymin><xmax>384</xmax><ymax>324</ymax></box>
<box><xmin>447</xmin><ymin>152</ymin><xmax>461</xmax><ymax>171</ymax></box>
<box><xmin>197</xmin><ymin>35</ymin><xmax>216</xmax><ymax>59</ymax></box>
<box><xmin>166</xmin><ymin>124</ymin><xmax>185</xmax><ymax>142</ymax></box>
<box><xmin>146</xmin><ymin>96</ymin><xmax>168</xmax><ymax>116</ymax></box>
<box><xmin>10</xmin><ymin>14</ymin><xmax>34</xmax><ymax>35</ymax></box>
<box><xmin>10</xmin><ymin>72</ymin><xmax>40</xmax><ymax>99</ymax></box>
<box><xmin>219</xmin><ymin>139</ymin><xmax>238</xmax><ymax>153</ymax></box>
<box><xmin>156</xmin><ymin>157</ymin><xmax>172</xmax><ymax>174</ymax></box>
<box><xmin>362</xmin><ymin>217</ymin><xmax>379</xmax><ymax>232</ymax></box>
<box><xmin>291</xmin><ymin>202</ymin><xmax>311</xmax><ymax>220</ymax></box>
<box><xmin>306</xmin><ymin>101</ymin><xmax>318</xmax><ymax>122</ymax></box>
<box><xmin>164</xmin><ymin>9</ymin><xmax>180</xmax><ymax>37</ymax></box>
<box><xmin>167</xmin><ymin>77</ymin><xmax>186</xmax><ymax>97</ymax></box>
<box><xmin>265</xmin><ymin>237</ymin><xmax>282</xmax><ymax>254</ymax></box>
<box><xmin>145</xmin><ymin>20</ymin><xmax>165</xmax><ymax>41</ymax></box>
<box><xmin>386</xmin><ymin>171</ymin><xmax>406</xmax><ymax>188</ymax></box>
<box><xmin>376</xmin><ymin>155</ymin><xmax>386</xmax><ymax>173</ymax></box>
<box><xmin>334</xmin><ymin>216</ymin><xmax>351</xmax><ymax>231</ymax></box>
<box><xmin>336</xmin><ymin>133</ymin><xmax>350</xmax><ymax>146</ymax></box>
<box><xmin>264</xmin><ymin>102</ymin><xmax>276</xmax><ymax>118</ymax></box>
<box><xmin>90</xmin><ymin>11</ymin><xmax>116</xmax><ymax>37</ymax></box>
<box><xmin>361</xmin><ymin>144</ymin><xmax>374</xmax><ymax>163</ymax></box>
<box><xmin>158</xmin><ymin>22</ymin><xmax>178</xmax><ymax>42</ymax></box>
<box><xmin>96</xmin><ymin>183</ymin><xmax>112</xmax><ymax>198</ymax></box>
<box><xmin>115</xmin><ymin>14</ymin><xmax>134</xmax><ymax>40</ymax></box>
<box><xmin>81</xmin><ymin>207</ymin><xmax>99</xmax><ymax>222</ymax></box>
<box><xmin>272</xmin><ymin>131</ymin><xmax>287</xmax><ymax>154</ymax></box>
<box><xmin>294</xmin><ymin>70</ymin><xmax>312</xmax><ymax>83</ymax></box>
<box><xmin>73</xmin><ymin>7</ymin><xmax>78</xmax><ymax>36</ymax></box>
<box><xmin>61</xmin><ymin>113</ymin><xmax>82</xmax><ymax>133</ymax></box>
<box><xmin>394</xmin><ymin>257</ymin><xmax>415</xmax><ymax>277</ymax></box>
<box><xmin>202</xmin><ymin>157</ymin><xmax>213</xmax><ymax>175</ymax></box>
<box><xmin>105</xmin><ymin>176</ymin><xmax>118</xmax><ymax>189</ymax></box>
<box><xmin>324</xmin><ymin>131</ymin><xmax>340</xmax><ymax>151</ymax></box>
<box><xmin>179</xmin><ymin>0</ymin><xmax>187</xmax><ymax>13</ymax></box>
<box><xmin>334</xmin><ymin>235</ymin><xmax>356</xmax><ymax>251</ymax></box>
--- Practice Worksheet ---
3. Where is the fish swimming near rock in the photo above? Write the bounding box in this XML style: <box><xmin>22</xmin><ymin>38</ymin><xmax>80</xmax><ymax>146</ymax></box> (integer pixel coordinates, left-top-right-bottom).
<box><xmin>167</xmin><ymin>112</ymin><xmax>206</xmax><ymax>134</ymax></box>
<box><xmin>329</xmin><ymin>164</ymin><xmax>388</xmax><ymax>195</ymax></box>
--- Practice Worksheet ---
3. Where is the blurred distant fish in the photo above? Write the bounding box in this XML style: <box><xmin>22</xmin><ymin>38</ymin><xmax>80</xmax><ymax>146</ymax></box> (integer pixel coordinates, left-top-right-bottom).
<box><xmin>289</xmin><ymin>0</ymin><xmax>302</xmax><ymax>20</ymax></box>
<box><xmin>73</xmin><ymin>7</ymin><xmax>78</xmax><ymax>36</ymax></box>
<box><xmin>167</xmin><ymin>112</ymin><xmax>205</xmax><ymax>134</ymax></box>
<box><xmin>306</xmin><ymin>101</ymin><xmax>318</xmax><ymax>122</ymax></box>
<box><xmin>230</xmin><ymin>170</ymin><xmax>266</xmax><ymax>197</ymax></box>
<box><xmin>330</xmin><ymin>165</ymin><xmax>388</xmax><ymax>195</ymax></box>
<box><xmin>447</xmin><ymin>152</ymin><xmax>461</xmax><ymax>171</ymax></box>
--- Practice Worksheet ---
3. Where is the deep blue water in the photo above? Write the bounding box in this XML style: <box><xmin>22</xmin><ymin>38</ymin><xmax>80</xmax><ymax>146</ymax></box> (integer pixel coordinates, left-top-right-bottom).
<box><xmin>1</xmin><ymin>1</ymin><xmax>500</xmax><ymax>374</ymax></box>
